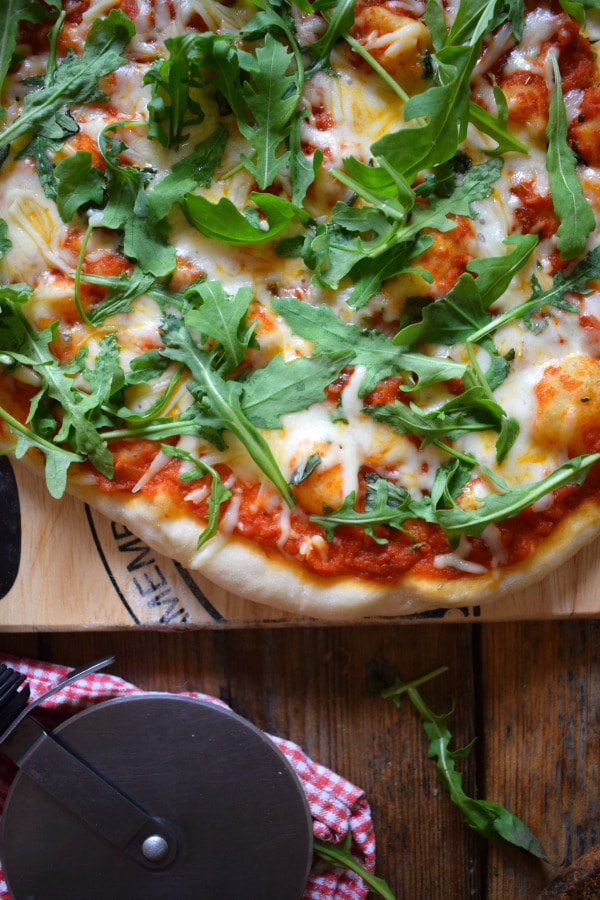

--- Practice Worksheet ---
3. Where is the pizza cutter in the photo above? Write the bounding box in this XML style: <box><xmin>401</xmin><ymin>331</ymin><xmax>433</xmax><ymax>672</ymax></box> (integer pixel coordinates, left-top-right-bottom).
<box><xmin>0</xmin><ymin>659</ymin><xmax>313</xmax><ymax>900</ymax></box>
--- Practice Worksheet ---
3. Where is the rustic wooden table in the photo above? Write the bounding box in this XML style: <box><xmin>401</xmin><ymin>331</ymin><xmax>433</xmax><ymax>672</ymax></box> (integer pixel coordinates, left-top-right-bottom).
<box><xmin>1</xmin><ymin>621</ymin><xmax>597</xmax><ymax>899</ymax></box>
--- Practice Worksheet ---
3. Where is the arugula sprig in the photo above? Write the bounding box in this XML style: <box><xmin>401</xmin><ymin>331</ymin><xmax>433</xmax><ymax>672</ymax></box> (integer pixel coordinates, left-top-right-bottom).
<box><xmin>160</xmin><ymin>316</ymin><xmax>295</xmax><ymax>507</ymax></box>
<box><xmin>0</xmin><ymin>10</ymin><xmax>135</xmax><ymax>149</ymax></box>
<box><xmin>546</xmin><ymin>52</ymin><xmax>595</xmax><ymax>260</ymax></box>
<box><xmin>381</xmin><ymin>666</ymin><xmax>547</xmax><ymax>860</ymax></box>
<box><xmin>159</xmin><ymin>444</ymin><xmax>232</xmax><ymax>550</ymax></box>
<box><xmin>314</xmin><ymin>833</ymin><xmax>395</xmax><ymax>900</ymax></box>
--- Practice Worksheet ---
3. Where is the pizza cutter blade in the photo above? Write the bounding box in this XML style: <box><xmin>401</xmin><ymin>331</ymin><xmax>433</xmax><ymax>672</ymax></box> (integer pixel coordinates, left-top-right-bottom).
<box><xmin>0</xmin><ymin>694</ymin><xmax>313</xmax><ymax>900</ymax></box>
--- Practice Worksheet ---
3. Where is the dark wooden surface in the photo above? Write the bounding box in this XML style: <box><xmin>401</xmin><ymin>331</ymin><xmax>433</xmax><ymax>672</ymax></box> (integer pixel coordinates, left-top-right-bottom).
<box><xmin>1</xmin><ymin>622</ymin><xmax>599</xmax><ymax>899</ymax></box>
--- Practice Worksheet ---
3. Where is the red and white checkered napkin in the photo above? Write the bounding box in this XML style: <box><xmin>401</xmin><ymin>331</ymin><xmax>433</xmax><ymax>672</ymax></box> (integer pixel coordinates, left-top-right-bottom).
<box><xmin>0</xmin><ymin>655</ymin><xmax>376</xmax><ymax>900</ymax></box>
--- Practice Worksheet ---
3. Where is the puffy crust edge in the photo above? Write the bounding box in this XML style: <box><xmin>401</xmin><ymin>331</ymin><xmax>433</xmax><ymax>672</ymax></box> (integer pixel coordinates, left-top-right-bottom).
<box><xmin>52</xmin><ymin>461</ymin><xmax>600</xmax><ymax>621</ymax></box>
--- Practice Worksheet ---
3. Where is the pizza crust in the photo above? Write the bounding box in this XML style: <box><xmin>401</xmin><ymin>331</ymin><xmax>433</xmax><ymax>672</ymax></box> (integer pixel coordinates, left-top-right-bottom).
<box><xmin>58</xmin><ymin>460</ymin><xmax>600</xmax><ymax>621</ymax></box>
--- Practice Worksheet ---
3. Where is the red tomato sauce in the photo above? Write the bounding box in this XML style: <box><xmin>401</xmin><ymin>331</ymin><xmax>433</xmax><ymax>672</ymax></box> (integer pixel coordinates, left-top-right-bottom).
<box><xmin>85</xmin><ymin>441</ymin><xmax>600</xmax><ymax>583</ymax></box>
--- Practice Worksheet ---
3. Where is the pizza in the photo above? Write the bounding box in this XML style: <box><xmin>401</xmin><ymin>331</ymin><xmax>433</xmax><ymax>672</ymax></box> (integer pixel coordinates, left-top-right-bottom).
<box><xmin>1</xmin><ymin>0</ymin><xmax>600</xmax><ymax>621</ymax></box>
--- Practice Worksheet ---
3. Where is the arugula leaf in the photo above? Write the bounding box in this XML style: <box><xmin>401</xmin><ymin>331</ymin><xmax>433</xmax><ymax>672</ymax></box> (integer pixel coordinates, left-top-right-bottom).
<box><xmin>367</xmin><ymin>386</ymin><xmax>506</xmax><ymax>444</ymax></box>
<box><xmin>182</xmin><ymin>191</ymin><xmax>298</xmax><ymax>245</ymax></box>
<box><xmin>0</xmin><ymin>0</ymin><xmax>61</xmax><ymax>120</ymax></box>
<box><xmin>436</xmin><ymin>453</ymin><xmax>600</xmax><ymax>538</ymax></box>
<box><xmin>54</xmin><ymin>151</ymin><xmax>104</xmax><ymax>222</ymax></box>
<box><xmin>0</xmin><ymin>303</ymin><xmax>114</xmax><ymax>476</ymax></box>
<box><xmin>289</xmin><ymin>453</ymin><xmax>322</xmax><ymax>486</ymax></box>
<box><xmin>241</xmin><ymin>352</ymin><xmax>352</xmax><ymax>428</ymax></box>
<box><xmin>0</xmin><ymin>283</ymin><xmax>33</xmax><ymax>303</ymax></box>
<box><xmin>381</xmin><ymin>666</ymin><xmax>547</xmax><ymax>860</ymax></box>
<box><xmin>467</xmin><ymin>245</ymin><xmax>600</xmax><ymax>344</ymax></box>
<box><xmin>371</xmin><ymin>0</ymin><xmax>500</xmax><ymax>178</ymax></box>
<box><xmin>160</xmin><ymin>316</ymin><xmax>294</xmax><ymax>506</ymax></box>
<box><xmin>273</xmin><ymin>296</ymin><xmax>466</xmax><ymax>395</ymax></box>
<box><xmin>0</xmin><ymin>404</ymin><xmax>81</xmax><ymax>499</ymax></box>
<box><xmin>160</xmin><ymin>444</ymin><xmax>232</xmax><ymax>549</ymax></box>
<box><xmin>557</xmin><ymin>0</ymin><xmax>600</xmax><ymax>25</ymax></box>
<box><xmin>0</xmin><ymin>10</ymin><xmax>135</xmax><ymax>148</ymax></box>
<box><xmin>314</xmin><ymin>833</ymin><xmax>395</xmax><ymax>900</ymax></box>
<box><xmin>466</xmin><ymin>234</ymin><xmax>538</xmax><ymax>306</ymax></box>
<box><xmin>0</xmin><ymin>219</ymin><xmax>11</xmax><ymax>257</ymax></box>
<box><xmin>468</xmin><ymin>93</ymin><xmax>528</xmax><ymax>156</ymax></box>
<box><xmin>505</xmin><ymin>0</ymin><xmax>526</xmax><ymax>41</ymax></box>
<box><xmin>394</xmin><ymin>235</ymin><xmax>539</xmax><ymax>347</ymax></box>
<box><xmin>15</xmin><ymin>111</ymin><xmax>79</xmax><ymax>201</ymax></box>
<box><xmin>184</xmin><ymin>281</ymin><xmax>255</xmax><ymax>373</ymax></box>
<box><xmin>238</xmin><ymin>34</ymin><xmax>299</xmax><ymax>189</ymax></box>
<box><xmin>348</xmin><ymin>235</ymin><xmax>434</xmax><ymax>310</ymax></box>
<box><xmin>97</xmin><ymin>124</ymin><xmax>176</xmax><ymax>277</ymax></box>
<box><xmin>394</xmin><ymin>273</ymin><xmax>490</xmax><ymax>347</ymax></box>
<box><xmin>146</xmin><ymin>126</ymin><xmax>227</xmax><ymax>223</ymax></box>
<box><xmin>546</xmin><ymin>53</ymin><xmax>595</xmax><ymax>260</ymax></box>
<box><xmin>289</xmin><ymin>113</ymin><xmax>322</xmax><ymax>208</ymax></box>
<box><xmin>306</xmin><ymin>0</ymin><xmax>355</xmax><ymax>68</ymax></box>
<box><xmin>82</xmin><ymin>268</ymin><xmax>155</xmax><ymax>325</ymax></box>
<box><xmin>143</xmin><ymin>33</ymin><xmax>205</xmax><ymax>148</ymax></box>
<box><xmin>311</xmin><ymin>474</ymin><xmax>434</xmax><ymax>543</ymax></box>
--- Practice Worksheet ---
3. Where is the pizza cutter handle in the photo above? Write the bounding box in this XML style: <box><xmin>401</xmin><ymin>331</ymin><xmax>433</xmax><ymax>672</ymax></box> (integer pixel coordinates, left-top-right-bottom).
<box><xmin>1</xmin><ymin>716</ymin><xmax>179</xmax><ymax>870</ymax></box>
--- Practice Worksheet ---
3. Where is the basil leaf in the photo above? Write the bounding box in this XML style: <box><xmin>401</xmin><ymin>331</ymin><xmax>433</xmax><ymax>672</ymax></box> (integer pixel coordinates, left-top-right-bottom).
<box><xmin>0</xmin><ymin>10</ymin><xmax>135</xmax><ymax>148</ymax></box>
<box><xmin>546</xmin><ymin>53</ymin><xmax>595</xmax><ymax>260</ymax></box>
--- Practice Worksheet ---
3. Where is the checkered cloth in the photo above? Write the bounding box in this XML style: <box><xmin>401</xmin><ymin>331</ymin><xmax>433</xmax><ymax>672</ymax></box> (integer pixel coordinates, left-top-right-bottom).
<box><xmin>0</xmin><ymin>655</ymin><xmax>376</xmax><ymax>900</ymax></box>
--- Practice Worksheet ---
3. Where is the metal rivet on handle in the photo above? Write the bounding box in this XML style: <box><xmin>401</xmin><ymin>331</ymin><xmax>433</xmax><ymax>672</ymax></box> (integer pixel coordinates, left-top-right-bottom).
<box><xmin>141</xmin><ymin>835</ymin><xmax>169</xmax><ymax>862</ymax></box>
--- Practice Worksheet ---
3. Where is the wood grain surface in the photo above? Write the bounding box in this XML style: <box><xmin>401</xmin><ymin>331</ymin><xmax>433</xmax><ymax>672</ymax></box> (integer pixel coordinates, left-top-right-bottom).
<box><xmin>2</xmin><ymin>623</ymin><xmax>600</xmax><ymax>899</ymax></box>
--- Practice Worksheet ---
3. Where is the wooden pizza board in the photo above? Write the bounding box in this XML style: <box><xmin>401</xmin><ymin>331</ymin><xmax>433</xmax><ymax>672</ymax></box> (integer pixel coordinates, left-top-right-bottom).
<box><xmin>1</xmin><ymin>459</ymin><xmax>599</xmax><ymax>629</ymax></box>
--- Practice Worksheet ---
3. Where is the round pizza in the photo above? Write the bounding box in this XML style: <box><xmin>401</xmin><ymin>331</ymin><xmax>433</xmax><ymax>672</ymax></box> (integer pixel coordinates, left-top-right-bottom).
<box><xmin>1</xmin><ymin>0</ymin><xmax>600</xmax><ymax>620</ymax></box>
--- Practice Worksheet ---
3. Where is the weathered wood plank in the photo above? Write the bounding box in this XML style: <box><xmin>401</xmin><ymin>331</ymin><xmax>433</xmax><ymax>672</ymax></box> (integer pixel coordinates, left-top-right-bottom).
<box><xmin>479</xmin><ymin>622</ymin><xmax>600</xmax><ymax>899</ymax></box>
<box><xmin>41</xmin><ymin>625</ymin><xmax>480</xmax><ymax>898</ymax></box>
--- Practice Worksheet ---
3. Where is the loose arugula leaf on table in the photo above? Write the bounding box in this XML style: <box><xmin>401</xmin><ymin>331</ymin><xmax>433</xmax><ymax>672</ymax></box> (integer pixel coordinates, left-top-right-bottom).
<box><xmin>159</xmin><ymin>444</ymin><xmax>232</xmax><ymax>550</ymax></box>
<box><xmin>311</xmin><ymin>473</ymin><xmax>434</xmax><ymax>543</ymax></box>
<box><xmin>546</xmin><ymin>53</ymin><xmax>595</xmax><ymax>260</ymax></box>
<box><xmin>381</xmin><ymin>666</ymin><xmax>547</xmax><ymax>860</ymax></box>
<box><xmin>436</xmin><ymin>453</ymin><xmax>600</xmax><ymax>539</ymax></box>
<box><xmin>182</xmin><ymin>191</ymin><xmax>299</xmax><ymax>245</ymax></box>
<box><xmin>159</xmin><ymin>316</ymin><xmax>294</xmax><ymax>507</ymax></box>
<box><xmin>0</xmin><ymin>10</ymin><xmax>135</xmax><ymax>148</ymax></box>
<box><xmin>143</xmin><ymin>33</ymin><xmax>205</xmax><ymax>148</ymax></box>
<box><xmin>146</xmin><ymin>126</ymin><xmax>227</xmax><ymax>222</ymax></box>
<box><xmin>184</xmin><ymin>281</ymin><xmax>255</xmax><ymax>373</ymax></box>
<box><xmin>54</xmin><ymin>151</ymin><xmax>105</xmax><ymax>222</ymax></box>
<box><xmin>314</xmin><ymin>832</ymin><xmax>396</xmax><ymax>900</ymax></box>
<box><xmin>241</xmin><ymin>352</ymin><xmax>352</xmax><ymax>428</ymax></box>
<box><xmin>272</xmin><ymin>296</ymin><xmax>466</xmax><ymax>396</ymax></box>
